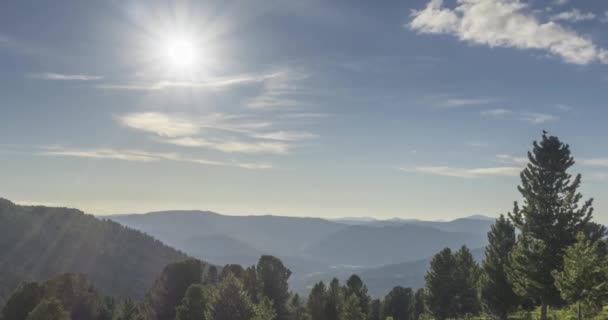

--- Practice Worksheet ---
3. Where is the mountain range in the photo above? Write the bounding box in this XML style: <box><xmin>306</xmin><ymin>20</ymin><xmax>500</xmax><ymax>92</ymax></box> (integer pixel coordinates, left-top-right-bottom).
<box><xmin>109</xmin><ymin>210</ymin><xmax>495</xmax><ymax>295</ymax></box>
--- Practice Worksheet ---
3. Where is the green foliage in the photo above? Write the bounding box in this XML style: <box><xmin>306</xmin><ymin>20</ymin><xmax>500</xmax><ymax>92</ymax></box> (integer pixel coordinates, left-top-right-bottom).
<box><xmin>257</xmin><ymin>255</ymin><xmax>291</xmax><ymax>320</ymax></box>
<box><xmin>113</xmin><ymin>299</ymin><xmax>139</xmax><ymax>320</ymax></box>
<box><xmin>383</xmin><ymin>286</ymin><xmax>414</xmax><ymax>320</ymax></box>
<box><xmin>209</xmin><ymin>274</ymin><xmax>254</xmax><ymax>320</ymax></box>
<box><xmin>553</xmin><ymin>233</ymin><xmax>608</xmax><ymax>319</ymax></box>
<box><xmin>143</xmin><ymin>259</ymin><xmax>204</xmax><ymax>320</ymax></box>
<box><xmin>480</xmin><ymin>215</ymin><xmax>519</xmax><ymax>320</ymax></box>
<box><xmin>425</xmin><ymin>248</ymin><xmax>457</xmax><ymax>320</ymax></box>
<box><xmin>307</xmin><ymin>282</ymin><xmax>327</xmax><ymax>320</ymax></box>
<box><xmin>346</xmin><ymin>274</ymin><xmax>370</xmax><ymax>316</ymax></box>
<box><xmin>413</xmin><ymin>289</ymin><xmax>424</xmax><ymax>320</ymax></box>
<box><xmin>1</xmin><ymin>282</ymin><xmax>43</xmax><ymax>320</ymax></box>
<box><xmin>325</xmin><ymin>279</ymin><xmax>344</xmax><ymax>320</ymax></box>
<box><xmin>289</xmin><ymin>294</ymin><xmax>309</xmax><ymax>320</ymax></box>
<box><xmin>342</xmin><ymin>293</ymin><xmax>365</xmax><ymax>320</ymax></box>
<box><xmin>369</xmin><ymin>299</ymin><xmax>382</xmax><ymax>320</ymax></box>
<box><xmin>508</xmin><ymin>134</ymin><xmax>594</xmax><ymax>317</ymax></box>
<box><xmin>0</xmin><ymin>199</ymin><xmax>188</xmax><ymax>301</ymax></box>
<box><xmin>175</xmin><ymin>284</ymin><xmax>213</xmax><ymax>320</ymax></box>
<box><xmin>26</xmin><ymin>298</ymin><xmax>69</xmax><ymax>320</ymax></box>
<box><xmin>253</xmin><ymin>297</ymin><xmax>277</xmax><ymax>320</ymax></box>
<box><xmin>453</xmin><ymin>246</ymin><xmax>481</xmax><ymax>316</ymax></box>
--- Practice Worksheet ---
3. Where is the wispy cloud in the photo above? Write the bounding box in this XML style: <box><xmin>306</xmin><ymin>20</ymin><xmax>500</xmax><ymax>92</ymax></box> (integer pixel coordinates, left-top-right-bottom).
<box><xmin>246</xmin><ymin>69</ymin><xmax>309</xmax><ymax>110</ymax></box>
<box><xmin>496</xmin><ymin>154</ymin><xmax>528</xmax><ymax>165</ymax></box>
<box><xmin>97</xmin><ymin>72</ymin><xmax>281</xmax><ymax>91</ymax></box>
<box><xmin>28</xmin><ymin>72</ymin><xmax>102</xmax><ymax>81</ymax></box>
<box><xmin>578</xmin><ymin>158</ymin><xmax>608</xmax><ymax>167</ymax></box>
<box><xmin>158</xmin><ymin>137</ymin><xmax>290</xmax><ymax>155</ymax></box>
<box><xmin>436</xmin><ymin>97</ymin><xmax>501</xmax><ymax>108</ymax></box>
<box><xmin>481</xmin><ymin>108</ymin><xmax>557</xmax><ymax>124</ymax></box>
<box><xmin>119</xmin><ymin>112</ymin><xmax>271</xmax><ymax>137</ymax></box>
<box><xmin>409</xmin><ymin>0</ymin><xmax>608</xmax><ymax>65</ymax></box>
<box><xmin>551</xmin><ymin>9</ymin><xmax>596</xmax><ymax>23</ymax></box>
<box><xmin>252</xmin><ymin>131</ymin><xmax>318</xmax><ymax>141</ymax></box>
<box><xmin>398</xmin><ymin>165</ymin><xmax>521</xmax><ymax>178</ymax></box>
<box><xmin>38</xmin><ymin>146</ymin><xmax>271</xmax><ymax>169</ymax></box>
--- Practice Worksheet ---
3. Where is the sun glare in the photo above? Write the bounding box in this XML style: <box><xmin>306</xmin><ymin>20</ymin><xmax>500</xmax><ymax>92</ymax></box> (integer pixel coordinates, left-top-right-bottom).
<box><xmin>165</xmin><ymin>36</ymin><xmax>198</xmax><ymax>69</ymax></box>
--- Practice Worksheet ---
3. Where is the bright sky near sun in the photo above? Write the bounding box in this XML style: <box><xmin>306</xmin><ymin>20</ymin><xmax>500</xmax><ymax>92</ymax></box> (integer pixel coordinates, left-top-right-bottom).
<box><xmin>2</xmin><ymin>0</ymin><xmax>608</xmax><ymax>222</ymax></box>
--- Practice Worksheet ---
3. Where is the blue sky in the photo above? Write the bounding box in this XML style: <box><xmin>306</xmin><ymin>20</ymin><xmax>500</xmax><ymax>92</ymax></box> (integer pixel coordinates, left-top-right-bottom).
<box><xmin>2</xmin><ymin>0</ymin><xmax>608</xmax><ymax>222</ymax></box>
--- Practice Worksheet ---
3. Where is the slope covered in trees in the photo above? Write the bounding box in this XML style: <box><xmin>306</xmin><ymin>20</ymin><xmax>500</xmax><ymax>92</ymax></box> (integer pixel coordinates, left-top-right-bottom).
<box><xmin>0</xmin><ymin>199</ymin><xmax>190</xmax><ymax>306</ymax></box>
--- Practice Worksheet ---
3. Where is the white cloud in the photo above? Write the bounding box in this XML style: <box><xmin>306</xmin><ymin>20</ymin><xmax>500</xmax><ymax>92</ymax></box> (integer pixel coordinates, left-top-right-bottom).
<box><xmin>409</xmin><ymin>0</ymin><xmax>608</xmax><ymax>65</ymax></box>
<box><xmin>120</xmin><ymin>112</ymin><xmax>202</xmax><ymax>137</ymax></box>
<box><xmin>436</xmin><ymin>97</ymin><xmax>501</xmax><ymax>108</ymax></box>
<box><xmin>399</xmin><ymin>165</ymin><xmax>521</xmax><ymax>178</ymax></box>
<box><xmin>252</xmin><ymin>131</ymin><xmax>318</xmax><ymax>141</ymax></box>
<box><xmin>554</xmin><ymin>0</ymin><xmax>569</xmax><ymax>6</ymax></box>
<box><xmin>551</xmin><ymin>9</ymin><xmax>595</xmax><ymax>23</ymax></box>
<box><xmin>158</xmin><ymin>137</ymin><xmax>290</xmax><ymax>155</ymax></box>
<box><xmin>97</xmin><ymin>72</ymin><xmax>281</xmax><ymax>91</ymax></box>
<box><xmin>496</xmin><ymin>154</ymin><xmax>528</xmax><ymax>165</ymax></box>
<box><xmin>38</xmin><ymin>146</ymin><xmax>271</xmax><ymax>169</ymax></box>
<box><xmin>481</xmin><ymin>108</ymin><xmax>557</xmax><ymax>124</ymax></box>
<box><xmin>578</xmin><ymin>158</ymin><xmax>608</xmax><ymax>167</ymax></box>
<box><xmin>246</xmin><ymin>69</ymin><xmax>308</xmax><ymax>110</ymax></box>
<box><xmin>28</xmin><ymin>72</ymin><xmax>102</xmax><ymax>81</ymax></box>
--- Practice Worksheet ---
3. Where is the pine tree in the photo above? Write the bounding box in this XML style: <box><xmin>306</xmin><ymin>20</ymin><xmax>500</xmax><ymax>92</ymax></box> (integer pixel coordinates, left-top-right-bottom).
<box><xmin>307</xmin><ymin>282</ymin><xmax>327</xmax><ymax>320</ymax></box>
<box><xmin>209</xmin><ymin>274</ymin><xmax>255</xmax><ymax>320</ymax></box>
<box><xmin>413</xmin><ymin>289</ymin><xmax>424</xmax><ymax>320</ymax></box>
<box><xmin>253</xmin><ymin>297</ymin><xmax>277</xmax><ymax>320</ymax></box>
<box><xmin>114</xmin><ymin>299</ymin><xmax>139</xmax><ymax>320</ymax></box>
<box><xmin>424</xmin><ymin>248</ymin><xmax>457</xmax><ymax>320</ymax></box>
<box><xmin>325</xmin><ymin>279</ymin><xmax>344</xmax><ymax>320</ymax></box>
<box><xmin>175</xmin><ymin>284</ymin><xmax>212</xmax><ymax>320</ymax></box>
<box><xmin>345</xmin><ymin>274</ymin><xmax>370</xmax><ymax>316</ymax></box>
<box><xmin>257</xmin><ymin>255</ymin><xmax>292</xmax><ymax>320</ymax></box>
<box><xmin>368</xmin><ymin>299</ymin><xmax>382</xmax><ymax>320</ymax></box>
<box><xmin>508</xmin><ymin>134</ymin><xmax>594</xmax><ymax>320</ymax></box>
<box><xmin>289</xmin><ymin>294</ymin><xmax>309</xmax><ymax>320</ymax></box>
<box><xmin>453</xmin><ymin>246</ymin><xmax>481</xmax><ymax>317</ymax></box>
<box><xmin>26</xmin><ymin>298</ymin><xmax>70</xmax><ymax>320</ymax></box>
<box><xmin>383</xmin><ymin>286</ymin><xmax>414</xmax><ymax>320</ymax></box>
<box><xmin>480</xmin><ymin>215</ymin><xmax>519</xmax><ymax>320</ymax></box>
<box><xmin>553</xmin><ymin>232</ymin><xmax>608</xmax><ymax>320</ymax></box>
<box><xmin>341</xmin><ymin>294</ymin><xmax>365</xmax><ymax>320</ymax></box>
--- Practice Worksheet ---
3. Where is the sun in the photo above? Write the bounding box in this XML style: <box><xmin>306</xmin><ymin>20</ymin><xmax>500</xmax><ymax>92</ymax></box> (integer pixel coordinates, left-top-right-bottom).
<box><xmin>165</xmin><ymin>36</ymin><xmax>198</xmax><ymax>70</ymax></box>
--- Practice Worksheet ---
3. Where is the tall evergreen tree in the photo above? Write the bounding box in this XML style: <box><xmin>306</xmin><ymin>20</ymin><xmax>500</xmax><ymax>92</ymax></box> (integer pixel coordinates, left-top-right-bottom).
<box><xmin>553</xmin><ymin>232</ymin><xmax>608</xmax><ymax>320</ymax></box>
<box><xmin>453</xmin><ymin>246</ymin><xmax>481</xmax><ymax>317</ymax></box>
<box><xmin>508</xmin><ymin>134</ymin><xmax>594</xmax><ymax>320</ymax></box>
<box><xmin>257</xmin><ymin>256</ymin><xmax>291</xmax><ymax>320</ymax></box>
<box><xmin>413</xmin><ymin>289</ymin><xmax>425</xmax><ymax>320</ymax></box>
<box><xmin>368</xmin><ymin>299</ymin><xmax>382</xmax><ymax>320</ymax></box>
<box><xmin>253</xmin><ymin>297</ymin><xmax>277</xmax><ymax>320</ymax></box>
<box><xmin>209</xmin><ymin>274</ymin><xmax>254</xmax><ymax>320</ymax></box>
<box><xmin>324</xmin><ymin>279</ymin><xmax>344</xmax><ymax>320</ymax></box>
<box><xmin>175</xmin><ymin>284</ymin><xmax>212</xmax><ymax>320</ymax></box>
<box><xmin>341</xmin><ymin>294</ymin><xmax>365</xmax><ymax>320</ymax></box>
<box><xmin>345</xmin><ymin>275</ymin><xmax>370</xmax><ymax>316</ymax></box>
<box><xmin>480</xmin><ymin>215</ymin><xmax>519</xmax><ymax>320</ymax></box>
<box><xmin>289</xmin><ymin>294</ymin><xmax>309</xmax><ymax>320</ymax></box>
<box><xmin>383</xmin><ymin>286</ymin><xmax>414</xmax><ymax>320</ymax></box>
<box><xmin>114</xmin><ymin>299</ymin><xmax>139</xmax><ymax>320</ymax></box>
<box><xmin>307</xmin><ymin>282</ymin><xmax>327</xmax><ymax>320</ymax></box>
<box><xmin>425</xmin><ymin>248</ymin><xmax>457</xmax><ymax>320</ymax></box>
<box><xmin>243</xmin><ymin>266</ymin><xmax>258</xmax><ymax>304</ymax></box>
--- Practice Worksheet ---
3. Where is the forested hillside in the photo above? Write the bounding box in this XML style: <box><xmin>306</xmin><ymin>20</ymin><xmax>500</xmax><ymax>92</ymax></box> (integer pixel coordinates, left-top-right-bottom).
<box><xmin>0</xmin><ymin>199</ymin><xmax>190</xmax><ymax>306</ymax></box>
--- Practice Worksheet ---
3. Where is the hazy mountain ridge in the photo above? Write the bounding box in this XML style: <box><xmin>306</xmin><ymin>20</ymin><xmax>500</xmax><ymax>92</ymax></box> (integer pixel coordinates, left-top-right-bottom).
<box><xmin>109</xmin><ymin>210</ymin><xmax>495</xmax><ymax>294</ymax></box>
<box><xmin>0</xmin><ymin>198</ymin><xmax>192</xmax><ymax>306</ymax></box>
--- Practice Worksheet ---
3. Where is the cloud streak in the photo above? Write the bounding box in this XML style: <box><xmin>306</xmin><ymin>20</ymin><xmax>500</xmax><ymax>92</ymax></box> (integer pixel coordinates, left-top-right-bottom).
<box><xmin>481</xmin><ymin>108</ymin><xmax>557</xmax><ymax>124</ymax></box>
<box><xmin>28</xmin><ymin>72</ymin><xmax>102</xmax><ymax>81</ymax></box>
<box><xmin>158</xmin><ymin>137</ymin><xmax>290</xmax><ymax>155</ymax></box>
<box><xmin>39</xmin><ymin>146</ymin><xmax>271</xmax><ymax>169</ymax></box>
<box><xmin>409</xmin><ymin>0</ymin><xmax>608</xmax><ymax>65</ymax></box>
<box><xmin>399</xmin><ymin>165</ymin><xmax>521</xmax><ymax>178</ymax></box>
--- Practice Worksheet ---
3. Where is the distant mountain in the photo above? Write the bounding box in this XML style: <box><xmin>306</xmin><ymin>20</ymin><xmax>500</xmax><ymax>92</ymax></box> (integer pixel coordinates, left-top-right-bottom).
<box><xmin>109</xmin><ymin>210</ymin><xmax>493</xmax><ymax>295</ymax></box>
<box><xmin>111</xmin><ymin>211</ymin><xmax>346</xmax><ymax>259</ymax></box>
<box><xmin>303</xmin><ymin>224</ymin><xmax>487</xmax><ymax>267</ymax></box>
<box><xmin>0</xmin><ymin>198</ymin><xmax>190</xmax><ymax>306</ymax></box>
